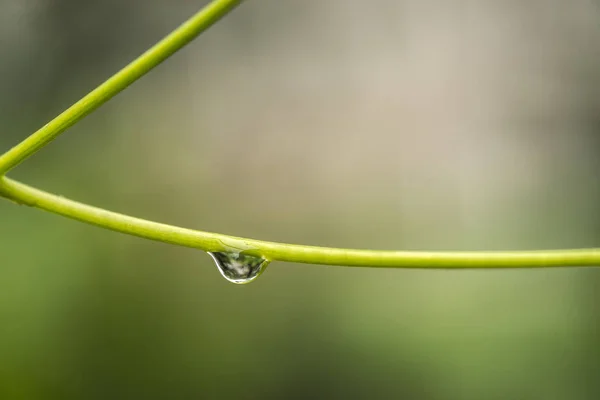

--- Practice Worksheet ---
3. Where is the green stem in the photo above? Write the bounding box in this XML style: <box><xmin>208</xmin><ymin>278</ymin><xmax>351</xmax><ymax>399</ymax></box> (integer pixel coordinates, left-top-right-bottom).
<box><xmin>1</xmin><ymin>176</ymin><xmax>598</xmax><ymax>268</ymax></box>
<box><xmin>0</xmin><ymin>0</ymin><xmax>243</xmax><ymax>175</ymax></box>
<box><xmin>0</xmin><ymin>0</ymin><xmax>598</xmax><ymax>270</ymax></box>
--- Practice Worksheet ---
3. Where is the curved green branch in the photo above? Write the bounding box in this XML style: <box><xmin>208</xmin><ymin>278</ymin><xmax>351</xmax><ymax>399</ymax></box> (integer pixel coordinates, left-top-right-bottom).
<box><xmin>0</xmin><ymin>0</ymin><xmax>598</xmax><ymax>270</ymax></box>
<box><xmin>1</xmin><ymin>176</ymin><xmax>599</xmax><ymax>268</ymax></box>
<box><xmin>0</xmin><ymin>0</ymin><xmax>243</xmax><ymax>175</ymax></box>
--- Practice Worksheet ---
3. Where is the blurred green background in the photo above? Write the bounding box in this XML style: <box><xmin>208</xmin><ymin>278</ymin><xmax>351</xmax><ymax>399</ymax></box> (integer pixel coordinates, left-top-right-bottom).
<box><xmin>1</xmin><ymin>0</ymin><xmax>600</xmax><ymax>398</ymax></box>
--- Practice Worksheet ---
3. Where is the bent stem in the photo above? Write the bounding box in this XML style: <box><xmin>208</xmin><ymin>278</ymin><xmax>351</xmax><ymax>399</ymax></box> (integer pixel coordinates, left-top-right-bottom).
<box><xmin>0</xmin><ymin>0</ymin><xmax>598</xmax><ymax>270</ymax></box>
<box><xmin>1</xmin><ymin>176</ymin><xmax>599</xmax><ymax>269</ymax></box>
<box><xmin>0</xmin><ymin>0</ymin><xmax>243</xmax><ymax>175</ymax></box>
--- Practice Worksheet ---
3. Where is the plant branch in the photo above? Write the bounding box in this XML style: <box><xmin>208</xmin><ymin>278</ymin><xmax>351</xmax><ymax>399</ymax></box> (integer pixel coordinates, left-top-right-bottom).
<box><xmin>0</xmin><ymin>0</ymin><xmax>243</xmax><ymax>175</ymax></box>
<box><xmin>0</xmin><ymin>1</ymin><xmax>598</xmax><ymax>270</ymax></box>
<box><xmin>1</xmin><ymin>176</ymin><xmax>599</xmax><ymax>269</ymax></box>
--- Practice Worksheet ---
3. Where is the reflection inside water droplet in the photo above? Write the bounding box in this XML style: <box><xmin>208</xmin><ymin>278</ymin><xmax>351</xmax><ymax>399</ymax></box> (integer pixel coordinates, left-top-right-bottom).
<box><xmin>208</xmin><ymin>252</ymin><xmax>269</xmax><ymax>284</ymax></box>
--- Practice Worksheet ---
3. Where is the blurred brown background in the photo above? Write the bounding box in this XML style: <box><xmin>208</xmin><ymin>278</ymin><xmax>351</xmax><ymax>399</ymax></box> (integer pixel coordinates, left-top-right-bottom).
<box><xmin>1</xmin><ymin>0</ymin><xmax>600</xmax><ymax>398</ymax></box>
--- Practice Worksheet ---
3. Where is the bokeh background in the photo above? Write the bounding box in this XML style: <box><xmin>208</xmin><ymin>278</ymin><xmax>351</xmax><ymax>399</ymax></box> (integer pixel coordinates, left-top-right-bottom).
<box><xmin>1</xmin><ymin>0</ymin><xmax>600</xmax><ymax>398</ymax></box>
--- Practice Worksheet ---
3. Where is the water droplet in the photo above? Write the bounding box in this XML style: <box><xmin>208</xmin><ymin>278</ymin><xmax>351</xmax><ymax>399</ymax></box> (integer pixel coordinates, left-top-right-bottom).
<box><xmin>208</xmin><ymin>251</ymin><xmax>269</xmax><ymax>284</ymax></box>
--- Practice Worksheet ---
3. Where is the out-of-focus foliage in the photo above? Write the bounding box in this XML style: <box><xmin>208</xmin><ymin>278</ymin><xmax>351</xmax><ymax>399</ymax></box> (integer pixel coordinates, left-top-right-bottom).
<box><xmin>1</xmin><ymin>1</ymin><xmax>600</xmax><ymax>398</ymax></box>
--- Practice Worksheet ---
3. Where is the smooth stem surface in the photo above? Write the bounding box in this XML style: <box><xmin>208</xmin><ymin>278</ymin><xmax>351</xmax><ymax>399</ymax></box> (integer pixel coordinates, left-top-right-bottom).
<box><xmin>0</xmin><ymin>1</ymin><xmax>598</xmax><ymax>270</ymax></box>
<box><xmin>0</xmin><ymin>0</ymin><xmax>243</xmax><ymax>175</ymax></box>
<box><xmin>1</xmin><ymin>176</ymin><xmax>599</xmax><ymax>269</ymax></box>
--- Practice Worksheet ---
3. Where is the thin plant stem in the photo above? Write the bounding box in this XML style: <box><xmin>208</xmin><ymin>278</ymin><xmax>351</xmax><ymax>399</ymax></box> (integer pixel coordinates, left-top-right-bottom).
<box><xmin>1</xmin><ymin>176</ymin><xmax>599</xmax><ymax>268</ymax></box>
<box><xmin>0</xmin><ymin>0</ymin><xmax>598</xmax><ymax>270</ymax></box>
<box><xmin>0</xmin><ymin>0</ymin><xmax>243</xmax><ymax>175</ymax></box>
